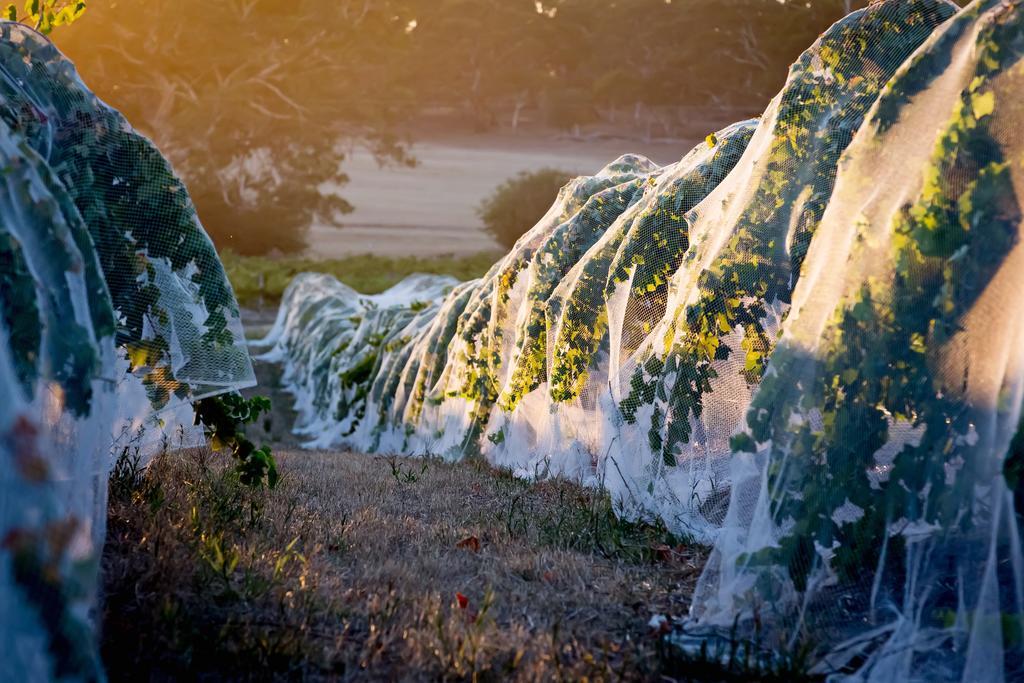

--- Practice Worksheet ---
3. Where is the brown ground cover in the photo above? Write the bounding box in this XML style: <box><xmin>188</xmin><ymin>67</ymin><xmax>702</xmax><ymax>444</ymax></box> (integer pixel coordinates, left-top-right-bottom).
<box><xmin>101</xmin><ymin>447</ymin><xmax>708</xmax><ymax>681</ymax></box>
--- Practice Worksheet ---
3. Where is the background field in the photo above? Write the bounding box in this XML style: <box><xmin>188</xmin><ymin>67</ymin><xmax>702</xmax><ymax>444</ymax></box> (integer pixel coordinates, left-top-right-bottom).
<box><xmin>309</xmin><ymin>132</ymin><xmax>711</xmax><ymax>259</ymax></box>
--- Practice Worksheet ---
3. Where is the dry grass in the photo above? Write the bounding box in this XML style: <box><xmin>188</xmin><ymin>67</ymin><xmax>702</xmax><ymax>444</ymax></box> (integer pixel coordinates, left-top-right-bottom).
<box><xmin>101</xmin><ymin>446</ymin><xmax>716</xmax><ymax>681</ymax></box>
<box><xmin>103</xmin><ymin>362</ymin><xmax>823</xmax><ymax>681</ymax></box>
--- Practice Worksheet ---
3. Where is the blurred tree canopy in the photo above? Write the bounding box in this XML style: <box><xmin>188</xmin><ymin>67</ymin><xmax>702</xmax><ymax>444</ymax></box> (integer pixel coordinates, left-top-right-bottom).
<box><xmin>56</xmin><ymin>0</ymin><xmax>878</xmax><ymax>254</ymax></box>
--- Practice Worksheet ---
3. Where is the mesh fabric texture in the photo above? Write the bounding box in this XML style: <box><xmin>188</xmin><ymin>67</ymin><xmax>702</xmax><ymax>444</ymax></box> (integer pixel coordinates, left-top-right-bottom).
<box><xmin>266</xmin><ymin>1</ymin><xmax>1024</xmax><ymax>679</ymax></box>
<box><xmin>0</xmin><ymin>22</ymin><xmax>254</xmax><ymax>681</ymax></box>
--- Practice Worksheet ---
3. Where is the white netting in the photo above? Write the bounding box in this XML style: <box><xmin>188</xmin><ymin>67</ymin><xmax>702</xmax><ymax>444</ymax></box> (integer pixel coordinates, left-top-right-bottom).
<box><xmin>0</xmin><ymin>23</ymin><xmax>254</xmax><ymax>681</ymax></box>
<box><xmin>253</xmin><ymin>272</ymin><xmax>459</xmax><ymax>449</ymax></box>
<box><xmin>691</xmin><ymin>2</ymin><xmax>1024</xmax><ymax>679</ymax></box>
<box><xmin>266</xmin><ymin>0</ymin><xmax>1023</xmax><ymax>678</ymax></box>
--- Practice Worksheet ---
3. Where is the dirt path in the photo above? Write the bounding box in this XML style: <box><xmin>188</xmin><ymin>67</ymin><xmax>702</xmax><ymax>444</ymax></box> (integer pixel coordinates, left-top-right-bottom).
<box><xmin>308</xmin><ymin>133</ymin><xmax>698</xmax><ymax>259</ymax></box>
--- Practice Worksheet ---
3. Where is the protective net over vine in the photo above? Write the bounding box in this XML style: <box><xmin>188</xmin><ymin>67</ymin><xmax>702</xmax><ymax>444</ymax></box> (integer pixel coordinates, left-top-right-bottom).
<box><xmin>255</xmin><ymin>272</ymin><xmax>460</xmax><ymax>449</ymax></box>
<box><xmin>265</xmin><ymin>1</ymin><xmax>1024</xmax><ymax>678</ymax></box>
<box><xmin>0</xmin><ymin>22</ymin><xmax>254</xmax><ymax>680</ymax></box>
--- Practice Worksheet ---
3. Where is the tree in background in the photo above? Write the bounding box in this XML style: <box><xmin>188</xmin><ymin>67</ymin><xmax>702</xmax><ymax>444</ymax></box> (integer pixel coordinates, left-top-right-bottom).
<box><xmin>479</xmin><ymin>169</ymin><xmax>576</xmax><ymax>249</ymax></box>
<box><xmin>57</xmin><ymin>0</ymin><xmax>875</xmax><ymax>255</ymax></box>
<box><xmin>58</xmin><ymin>0</ymin><xmax>419</xmax><ymax>255</ymax></box>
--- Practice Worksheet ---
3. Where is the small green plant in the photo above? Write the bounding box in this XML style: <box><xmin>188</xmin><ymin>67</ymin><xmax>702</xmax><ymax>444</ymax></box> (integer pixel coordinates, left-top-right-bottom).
<box><xmin>193</xmin><ymin>393</ymin><xmax>278</xmax><ymax>489</ymax></box>
<box><xmin>109</xmin><ymin>446</ymin><xmax>165</xmax><ymax>514</ymax></box>
<box><xmin>478</xmin><ymin>168</ymin><xmax>575</xmax><ymax>249</ymax></box>
<box><xmin>389</xmin><ymin>456</ymin><xmax>429</xmax><ymax>484</ymax></box>
<box><xmin>109</xmin><ymin>446</ymin><xmax>145</xmax><ymax>501</ymax></box>
<box><xmin>655</xmin><ymin>618</ymin><xmax>823</xmax><ymax>682</ymax></box>
<box><xmin>198</xmin><ymin>532</ymin><xmax>241</xmax><ymax>590</ymax></box>
<box><xmin>499</xmin><ymin>477</ymin><xmax>686</xmax><ymax>564</ymax></box>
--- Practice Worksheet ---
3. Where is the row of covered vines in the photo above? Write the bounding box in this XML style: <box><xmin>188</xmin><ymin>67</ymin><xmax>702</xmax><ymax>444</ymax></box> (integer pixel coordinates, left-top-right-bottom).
<box><xmin>260</xmin><ymin>1</ymin><xmax>1024</xmax><ymax>679</ymax></box>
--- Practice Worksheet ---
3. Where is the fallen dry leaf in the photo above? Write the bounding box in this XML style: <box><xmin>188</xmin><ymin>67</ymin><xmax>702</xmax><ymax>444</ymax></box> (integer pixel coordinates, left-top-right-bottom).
<box><xmin>652</xmin><ymin>544</ymin><xmax>673</xmax><ymax>562</ymax></box>
<box><xmin>456</xmin><ymin>535</ymin><xmax>481</xmax><ymax>552</ymax></box>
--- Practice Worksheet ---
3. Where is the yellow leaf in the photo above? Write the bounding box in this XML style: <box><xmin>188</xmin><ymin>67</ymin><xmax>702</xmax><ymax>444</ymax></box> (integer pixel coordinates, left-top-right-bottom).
<box><xmin>972</xmin><ymin>91</ymin><xmax>995</xmax><ymax>119</ymax></box>
<box><xmin>127</xmin><ymin>345</ymin><xmax>150</xmax><ymax>370</ymax></box>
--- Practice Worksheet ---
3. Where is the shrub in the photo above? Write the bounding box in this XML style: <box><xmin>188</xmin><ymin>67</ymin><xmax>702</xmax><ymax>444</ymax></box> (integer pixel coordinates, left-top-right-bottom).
<box><xmin>478</xmin><ymin>168</ymin><xmax>575</xmax><ymax>249</ymax></box>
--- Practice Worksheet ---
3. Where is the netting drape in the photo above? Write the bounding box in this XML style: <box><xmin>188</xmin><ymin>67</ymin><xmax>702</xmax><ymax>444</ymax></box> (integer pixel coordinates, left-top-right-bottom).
<box><xmin>0</xmin><ymin>23</ymin><xmax>253</xmax><ymax>681</ymax></box>
<box><xmin>266</xmin><ymin>1</ymin><xmax>1023</xmax><ymax>678</ymax></box>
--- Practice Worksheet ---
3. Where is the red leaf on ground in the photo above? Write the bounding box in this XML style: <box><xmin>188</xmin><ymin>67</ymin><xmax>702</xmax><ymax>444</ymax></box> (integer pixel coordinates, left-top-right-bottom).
<box><xmin>456</xmin><ymin>535</ymin><xmax>481</xmax><ymax>552</ymax></box>
<box><xmin>456</xmin><ymin>592</ymin><xmax>469</xmax><ymax>609</ymax></box>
